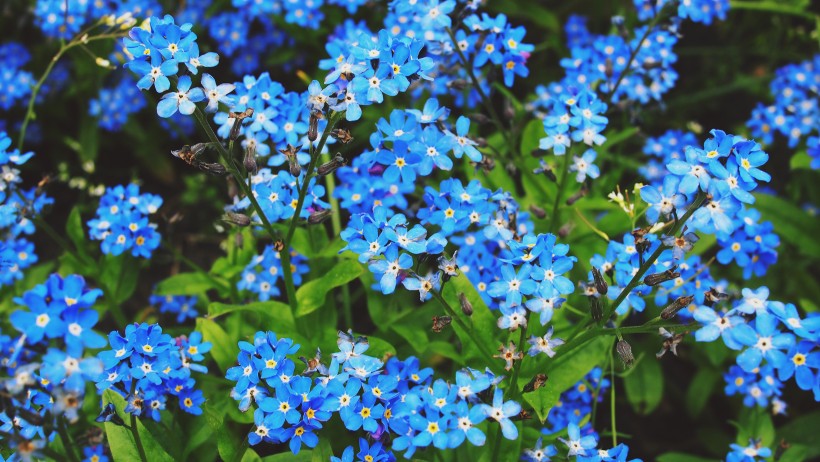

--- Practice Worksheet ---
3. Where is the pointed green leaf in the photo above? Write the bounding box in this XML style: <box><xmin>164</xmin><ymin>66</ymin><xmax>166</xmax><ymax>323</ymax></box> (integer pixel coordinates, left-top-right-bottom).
<box><xmin>295</xmin><ymin>260</ymin><xmax>364</xmax><ymax>317</ymax></box>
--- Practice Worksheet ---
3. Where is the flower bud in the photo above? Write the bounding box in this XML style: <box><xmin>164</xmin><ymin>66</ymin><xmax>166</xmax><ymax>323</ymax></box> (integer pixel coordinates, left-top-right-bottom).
<box><xmin>307</xmin><ymin>208</ymin><xmax>332</xmax><ymax>225</ymax></box>
<box><xmin>522</xmin><ymin>373</ymin><xmax>548</xmax><ymax>393</ymax></box>
<box><xmin>308</xmin><ymin>111</ymin><xmax>320</xmax><ymax>141</ymax></box>
<box><xmin>317</xmin><ymin>154</ymin><xmax>347</xmax><ymax>176</ymax></box>
<box><xmin>591</xmin><ymin>267</ymin><xmax>608</xmax><ymax>296</ymax></box>
<box><xmin>458</xmin><ymin>292</ymin><xmax>473</xmax><ymax>316</ymax></box>
<box><xmin>661</xmin><ymin>295</ymin><xmax>695</xmax><ymax>320</ymax></box>
<box><xmin>228</xmin><ymin>108</ymin><xmax>254</xmax><ymax>141</ymax></box>
<box><xmin>589</xmin><ymin>296</ymin><xmax>603</xmax><ymax>322</ymax></box>
<box><xmin>431</xmin><ymin>315</ymin><xmax>452</xmax><ymax>333</ymax></box>
<box><xmin>643</xmin><ymin>266</ymin><xmax>680</xmax><ymax>286</ymax></box>
<box><xmin>616</xmin><ymin>339</ymin><xmax>634</xmax><ymax>368</ymax></box>
<box><xmin>566</xmin><ymin>185</ymin><xmax>588</xmax><ymax>206</ymax></box>
<box><xmin>529</xmin><ymin>205</ymin><xmax>546</xmax><ymax>219</ymax></box>
<box><xmin>223</xmin><ymin>212</ymin><xmax>251</xmax><ymax>227</ymax></box>
<box><xmin>243</xmin><ymin>145</ymin><xmax>258</xmax><ymax>175</ymax></box>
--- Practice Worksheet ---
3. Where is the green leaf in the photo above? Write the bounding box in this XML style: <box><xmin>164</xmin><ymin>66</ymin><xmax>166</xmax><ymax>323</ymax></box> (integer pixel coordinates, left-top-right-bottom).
<box><xmin>295</xmin><ymin>260</ymin><xmax>364</xmax><ymax>317</ymax></box>
<box><xmin>686</xmin><ymin>368</ymin><xmax>718</xmax><ymax>418</ymax></box>
<box><xmin>623</xmin><ymin>355</ymin><xmax>664</xmax><ymax>415</ymax></box>
<box><xmin>65</xmin><ymin>207</ymin><xmax>92</xmax><ymax>263</ymax></box>
<box><xmin>737</xmin><ymin>406</ymin><xmax>775</xmax><ymax>447</ymax></box>
<box><xmin>790</xmin><ymin>151</ymin><xmax>812</xmax><ymax>170</ymax></box>
<box><xmin>778</xmin><ymin>410</ymin><xmax>820</xmax><ymax>458</ymax></box>
<box><xmin>441</xmin><ymin>273</ymin><xmax>500</xmax><ymax>368</ymax></box>
<box><xmin>523</xmin><ymin>336</ymin><xmax>610</xmax><ymax>422</ymax></box>
<box><xmin>208</xmin><ymin>300</ymin><xmax>296</xmax><ymax>331</ymax></box>
<box><xmin>656</xmin><ymin>453</ymin><xmax>714</xmax><ymax>462</ymax></box>
<box><xmin>519</xmin><ymin>119</ymin><xmax>544</xmax><ymax>158</ymax></box>
<box><xmin>196</xmin><ymin>317</ymin><xmax>238</xmax><ymax>373</ymax></box>
<box><xmin>391</xmin><ymin>322</ymin><xmax>429</xmax><ymax>354</ymax></box>
<box><xmin>156</xmin><ymin>272</ymin><xmax>226</xmax><ymax>296</ymax></box>
<box><xmin>261</xmin><ymin>451</ymin><xmax>314</xmax><ymax>461</ymax></box>
<box><xmin>753</xmin><ymin>193</ymin><xmax>820</xmax><ymax>258</ymax></box>
<box><xmin>99</xmin><ymin>254</ymin><xmax>140</xmax><ymax>304</ymax></box>
<box><xmin>102</xmin><ymin>390</ymin><xmax>175</xmax><ymax>462</ymax></box>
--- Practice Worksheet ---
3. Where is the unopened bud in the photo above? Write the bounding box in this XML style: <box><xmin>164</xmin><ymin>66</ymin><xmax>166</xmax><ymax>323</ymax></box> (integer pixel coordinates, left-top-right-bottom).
<box><xmin>243</xmin><ymin>146</ymin><xmax>258</xmax><ymax>175</ymax></box>
<box><xmin>317</xmin><ymin>154</ymin><xmax>347</xmax><ymax>176</ymax></box>
<box><xmin>558</xmin><ymin>222</ymin><xmax>573</xmax><ymax>238</ymax></box>
<box><xmin>591</xmin><ymin>267</ymin><xmax>608</xmax><ymax>296</ymax></box>
<box><xmin>605</xmin><ymin>57</ymin><xmax>614</xmax><ymax>79</ymax></box>
<box><xmin>533</xmin><ymin>160</ymin><xmax>557</xmax><ymax>182</ymax></box>
<box><xmin>431</xmin><ymin>315</ymin><xmax>452</xmax><ymax>333</ymax></box>
<box><xmin>616</xmin><ymin>339</ymin><xmax>634</xmax><ymax>368</ymax></box>
<box><xmin>522</xmin><ymin>373</ymin><xmax>547</xmax><ymax>393</ymax></box>
<box><xmin>661</xmin><ymin>295</ymin><xmax>695</xmax><ymax>320</ymax></box>
<box><xmin>644</xmin><ymin>266</ymin><xmax>680</xmax><ymax>286</ymax></box>
<box><xmin>566</xmin><ymin>186</ymin><xmax>588</xmax><ymax>206</ymax></box>
<box><xmin>468</xmin><ymin>113</ymin><xmax>491</xmax><ymax>125</ymax></box>
<box><xmin>197</xmin><ymin>162</ymin><xmax>227</xmax><ymax>175</ymax></box>
<box><xmin>223</xmin><ymin>211</ymin><xmax>251</xmax><ymax>227</ymax></box>
<box><xmin>458</xmin><ymin>292</ymin><xmax>473</xmax><ymax>316</ymax></box>
<box><xmin>529</xmin><ymin>205</ymin><xmax>546</xmax><ymax>219</ymax></box>
<box><xmin>307</xmin><ymin>208</ymin><xmax>332</xmax><ymax>225</ymax></box>
<box><xmin>589</xmin><ymin>296</ymin><xmax>603</xmax><ymax>322</ymax></box>
<box><xmin>308</xmin><ymin>111</ymin><xmax>320</xmax><ymax>141</ymax></box>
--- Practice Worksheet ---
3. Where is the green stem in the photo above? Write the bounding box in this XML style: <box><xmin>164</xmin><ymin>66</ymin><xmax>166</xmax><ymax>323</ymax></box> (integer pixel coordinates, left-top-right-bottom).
<box><xmin>321</xmin><ymin>150</ymin><xmax>354</xmax><ymax>329</ymax></box>
<box><xmin>430</xmin><ymin>289</ymin><xmax>496</xmax><ymax>364</ymax></box>
<box><xmin>56</xmin><ymin>417</ymin><xmax>82</xmax><ymax>462</ymax></box>
<box><xmin>278</xmin><ymin>112</ymin><xmax>342</xmax><ymax>310</ymax></box>
<box><xmin>128</xmin><ymin>382</ymin><xmax>149</xmax><ymax>462</ymax></box>
<box><xmin>549</xmin><ymin>152</ymin><xmax>572</xmax><ymax>234</ymax></box>
<box><xmin>610</xmin><ymin>356</ymin><xmax>617</xmax><ymax>447</ymax></box>
<box><xmin>17</xmin><ymin>31</ymin><xmax>126</xmax><ymax>150</ymax></box>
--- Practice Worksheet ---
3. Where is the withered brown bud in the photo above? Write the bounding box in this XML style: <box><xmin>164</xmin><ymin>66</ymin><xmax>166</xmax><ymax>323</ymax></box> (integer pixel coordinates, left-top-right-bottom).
<box><xmin>503</xmin><ymin>99</ymin><xmax>515</xmax><ymax>120</ymax></box>
<box><xmin>566</xmin><ymin>186</ymin><xmax>588</xmax><ymax>206</ymax></box>
<box><xmin>458</xmin><ymin>292</ymin><xmax>473</xmax><ymax>316</ymax></box>
<box><xmin>703</xmin><ymin>287</ymin><xmax>729</xmax><ymax>307</ymax></box>
<box><xmin>510</xmin><ymin>409</ymin><xmax>533</xmax><ymax>422</ymax></box>
<box><xmin>657</xmin><ymin>327</ymin><xmax>686</xmax><ymax>358</ymax></box>
<box><xmin>558</xmin><ymin>222</ymin><xmax>573</xmax><ymax>238</ymax></box>
<box><xmin>468</xmin><ymin>113</ymin><xmax>491</xmax><ymax>125</ymax></box>
<box><xmin>307</xmin><ymin>208</ymin><xmax>332</xmax><ymax>225</ymax></box>
<box><xmin>35</xmin><ymin>174</ymin><xmax>52</xmax><ymax>195</ymax></box>
<box><xmin>605</xmin><ymin>57</ymin><xmax>614</xmax><ymax>79</ymax></box>
<box><xmin>331</xmin><ymin>128</ymin><xmax>354</xmax><ymax>144</ymax></box>
<box><xmin>644</xmin><ymin>266</ymin><xmax>680</xmax><ymax>286</ymax></box>
<box><xmin>473</xmin><ymin>156</ymin><xmax>495</xmax><ymax>173</ymax></box>
<box><xmin>589</xmin><ymin>296</ymin><xmax>603</xmax><ymax>322</ymax></box>
<box><xmin>616</xmin><ymin>339</ymin><xmax>634</xmax><ymax>367</ymax></box>
<box><xmin>591</xmin><ymin>267</ymin><xmax>608</xmax><ymax>295</ymax></box>
<box><xmin>529</xmin><ymin>205</ymin><xmax>547</xmax><ymax>219</ymax></box>
<box><xmin>522</xmin><ymin>373</ymin><xmax>548</xmax><ymax>393</ymax></box>
<box><xmin>227</xmin><ymin>176</ymin><xmax>239</xmax><ymax>199</ymax></box>
<box><xmin>431</xmin><ymin>315</ymin><xmax>452</xmax><ymax>333</ymax></box>
<box><xmin>447</xmin><ymin>79</ymin><xmax>469</xmax><ymax>91</ymax></box>
<box><xmin>317</xmin><ymin>154</ymin><xmax>347</xmax><ymax>176</ymax></box>
<box><xmin>223</xmin><ymin>211</ymin><xmax>251</xmax><ymax>227</ymax></box>
<box><xmin>197</xmin><ymin>162</ymin><xmax>227</xmax><ymax>175</ymax></box>
<box><xmin>533</xmin><ymin>161</ymin><xmax>558</xmax><ymax>182</ymax></box>
<box><xmin>660</xmin><ymin>294</ymin><xmax>695</xmax><ymax>320</ymax></box>
<box><xmin>308</xmin><ymin>111</ymin><xmax>320</xmax><ymax>141</ymax></box>
<box><xmin>228</xmin><ymin>108</ymin><xmax>254</xmax><ymax>141</ymax></box>
<box><xmin>243</xmin><ymin>145</ymin><xmax>258</xmax><ymax>175</ymax></box>
<box><xmin>273</xmin><ymin>240</ymin><xmax>285</xmax><ymax>252</ymax></box>
<box><xmin>474</xmin><ymin>137</ymin><xmax>488</xmax><ymax>148</ymax></box>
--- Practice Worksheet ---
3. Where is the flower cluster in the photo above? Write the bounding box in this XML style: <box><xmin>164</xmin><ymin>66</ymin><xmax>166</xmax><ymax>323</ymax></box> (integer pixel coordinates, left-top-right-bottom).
<box><xmin>2</xmin><ymin>274</ymin><xmax>106</xmax><ymax>458</ymax></box>
<box><xmin>634</xmin><ymin>0</ymin><xmax>730</xmax><ymax>25</ymax></box>
<box><xmin>87</xmin><ymin>184</ymin><xmax>163</xmax><ymax>258</ymax></box>
<box><xmin>694</xmin><ymin>288</ymin><xmax>820</xmax><ymax>410</ymax></box>
<box><xmin>95</xmin><ymin>323</ymin><xmax>212</xmax><ymax>420</ymax></box>
<box><xmin>123</xmin><ymin>15</ymin><xmax>235</xmax><ymax>117</ymax></box>
<box><xmin>227</xmin><ymin>330</ymin><xmax>523</xmax><ymax>459</ymax></box>
<box><xmin>149</xmin><ymin>293</ymin><xmax>199</xmax><ymax>323</ymax></box>
<box><xmin>0</xmin><ymin>132</ymin><xmax>52</xmax><ymax>287</ymax></box>
<box><xmin>90</xmin><ymin>74</ymin><xmax>148</xmax><ymax>131</ymax></box>
<box><xmin>747</xmin><ymin>54</ymin><xmax>819</xmax><ymax>149</ymax></box>
<box><xmin>238</xmin><ymin>246</ymin><xmax>310</xmax><ymax>301</ymax></box>
<box><xmin>538</xmin><ymin>88</ymin><xmax>608</xmax><ymax>155</ymax></box>
<box><xmin>0</xmin><ymin>43</ymin><xmax>34</xmax><ymax>111</ymax></box>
